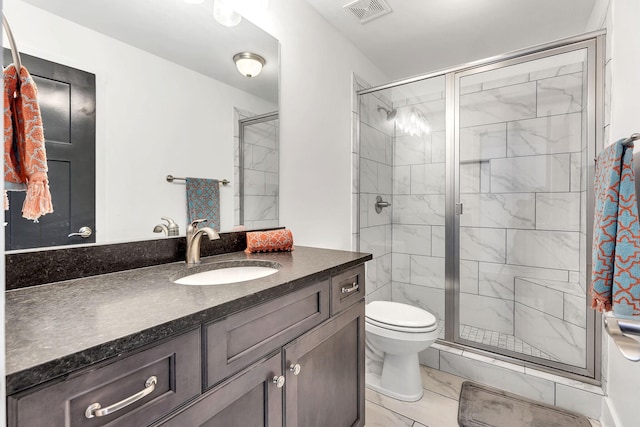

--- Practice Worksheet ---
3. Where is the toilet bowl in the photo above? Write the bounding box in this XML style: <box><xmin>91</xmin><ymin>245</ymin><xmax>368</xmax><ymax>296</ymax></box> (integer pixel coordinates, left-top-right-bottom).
<box><xmin>365</xmin><ymin>301</ymin><xmax>438</xmax><ymax>402</ymax></box>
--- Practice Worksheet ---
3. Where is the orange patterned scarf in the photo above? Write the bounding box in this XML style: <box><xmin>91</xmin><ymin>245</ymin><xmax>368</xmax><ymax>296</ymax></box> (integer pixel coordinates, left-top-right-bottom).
<box><xmin>4</xmin><ymin>64</ymin><xmax>53</xmax><ymax>221</ymax></box>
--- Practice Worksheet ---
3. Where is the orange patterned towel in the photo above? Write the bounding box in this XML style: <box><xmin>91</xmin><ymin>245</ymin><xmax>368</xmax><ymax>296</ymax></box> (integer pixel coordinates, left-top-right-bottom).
<box><xmin>245</xmin><ymin>229</ymin><xmax>294</xmax><ymax>253</ymax></box>
<box><xmin>4</xmin><ymin>64</ymin><xmax>53</xmax><ymax>221</ymax></box>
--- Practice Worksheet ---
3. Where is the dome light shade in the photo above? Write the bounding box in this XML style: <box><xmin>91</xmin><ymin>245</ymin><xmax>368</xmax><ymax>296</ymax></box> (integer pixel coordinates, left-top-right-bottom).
<box><xmin>233</xmin><ymin>52</ymin><xmax>266</xmax><ymax>78</ymax></box>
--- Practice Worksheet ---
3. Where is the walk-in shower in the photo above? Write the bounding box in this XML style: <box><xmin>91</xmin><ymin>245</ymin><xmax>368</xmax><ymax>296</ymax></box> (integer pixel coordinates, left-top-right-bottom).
<box><xmin>357</xmin><ymin>33</ymin><xmax>603</xmax><ymax>379</ymax></box>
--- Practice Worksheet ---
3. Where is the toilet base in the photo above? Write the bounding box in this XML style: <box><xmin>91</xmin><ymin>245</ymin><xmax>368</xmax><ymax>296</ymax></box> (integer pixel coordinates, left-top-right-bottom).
<box><xmin>365</xmin><ymin>352</ymin><xmax>424</xmax><ymax>402</ymax></box>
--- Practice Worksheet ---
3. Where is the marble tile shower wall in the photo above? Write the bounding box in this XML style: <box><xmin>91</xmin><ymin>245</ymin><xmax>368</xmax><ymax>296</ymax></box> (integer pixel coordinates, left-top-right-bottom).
<box><xmin>457</xmin><ymin>64</ymin><xmax>588</xmax><ymax>366</ymax></box>
<box><xmin>356</xmin><ymin>79</ymin><xmax>395</xmax><ymax>303</ymax></box>
<box><xmin>234</xmin><ymin>109</ymin><xmax>279</xmax><ymax>229</ymax></box>
<box><xmin>391</xmin><ymin>88</ymin><xmax>447</xmax><ymax>322</ymax></box>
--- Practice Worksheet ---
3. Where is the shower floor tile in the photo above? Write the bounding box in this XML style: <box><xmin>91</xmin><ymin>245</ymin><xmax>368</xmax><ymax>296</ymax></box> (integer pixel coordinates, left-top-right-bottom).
<box><xmin>364</xmin><ymin>366</ymin><xmax>602</xmax><ymax>427</ymax></box>
<box><xmin>459</xmin><ymin>324</ymin><xmax>557</xmax><ymax>361</ymax></box>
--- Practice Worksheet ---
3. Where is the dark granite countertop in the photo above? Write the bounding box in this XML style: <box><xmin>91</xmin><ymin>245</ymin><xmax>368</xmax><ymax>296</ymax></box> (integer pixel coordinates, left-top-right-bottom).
<box><xmin>6</xmin><ymin>246</ymin><xmax>371</xmax><ymax>395</ymax></box>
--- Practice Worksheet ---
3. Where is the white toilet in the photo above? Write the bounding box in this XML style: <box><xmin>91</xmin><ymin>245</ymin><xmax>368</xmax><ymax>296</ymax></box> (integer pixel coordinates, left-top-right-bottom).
<box><xmin>365</xmin><ymin>301</ymin><xmax>438</xmax><ymax>402</ymax></box>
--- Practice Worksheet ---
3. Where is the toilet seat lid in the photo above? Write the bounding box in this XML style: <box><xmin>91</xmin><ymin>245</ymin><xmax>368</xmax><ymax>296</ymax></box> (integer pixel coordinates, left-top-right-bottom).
<box><xmin>366</xmin><ymin>301</ymin><xmax>437</xmax><ymax>329</ymax></box>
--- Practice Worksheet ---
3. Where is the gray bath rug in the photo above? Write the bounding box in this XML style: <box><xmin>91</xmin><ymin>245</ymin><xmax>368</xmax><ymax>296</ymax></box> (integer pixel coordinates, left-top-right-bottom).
<box><xmin>458</xmin><ymin>381</ymin><xmax>591</xmax><ymax>427</ymax></box>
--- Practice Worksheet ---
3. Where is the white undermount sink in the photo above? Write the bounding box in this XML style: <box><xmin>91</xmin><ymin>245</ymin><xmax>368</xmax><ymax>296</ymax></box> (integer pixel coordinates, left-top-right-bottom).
<box><xmin>172</xmin><ymin>260</ymin><xmax>280</xmax><ymax>286</ymax></box>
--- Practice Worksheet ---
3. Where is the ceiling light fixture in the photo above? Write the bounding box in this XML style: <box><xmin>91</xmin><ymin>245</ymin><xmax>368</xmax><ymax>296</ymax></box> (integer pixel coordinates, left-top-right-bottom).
<box><xmin>233</xmin><ymin>52</ymin><xmax>266</xmax><ymax>78</ymax></box>
<box><xmin>213</xmin><ymin>0</ymin><xmax>242</xmax><ymax>27</ymax></box>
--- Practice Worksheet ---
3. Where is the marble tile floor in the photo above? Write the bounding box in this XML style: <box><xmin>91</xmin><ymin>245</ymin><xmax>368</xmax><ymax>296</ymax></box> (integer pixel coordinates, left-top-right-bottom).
<box><xmin>459</xmin><ymin>324</ymin><xmax>556</xmax><ymax>361</ymax></box>
<box><xmin>365</xmin><ymin>365</ymin><xmax>601</xmax><ymax>427</ymax></box>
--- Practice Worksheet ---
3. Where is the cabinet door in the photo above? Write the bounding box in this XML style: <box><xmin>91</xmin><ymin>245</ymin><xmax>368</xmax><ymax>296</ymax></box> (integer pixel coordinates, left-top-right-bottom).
<box><xmin>155</xmin><ymin>352</ymin><xmax>283</xmax><ymax>427</ymax></box>
<box><xmin>284</xmin><ymin>300</ymin><xmax>365</xmax><ymax>427</ymax></box>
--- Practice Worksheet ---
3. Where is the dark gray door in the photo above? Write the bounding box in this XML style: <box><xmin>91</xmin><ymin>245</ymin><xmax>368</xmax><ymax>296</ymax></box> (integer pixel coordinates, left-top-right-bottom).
<box><xmin>4</xmin><ymin>50</ymin><xmax>96</xmax><ymax>250</ymax></box>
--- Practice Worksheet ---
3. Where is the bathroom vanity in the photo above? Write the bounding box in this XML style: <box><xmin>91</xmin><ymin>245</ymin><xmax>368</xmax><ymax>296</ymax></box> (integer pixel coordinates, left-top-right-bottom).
<box><xmin>5</xmin><ymin>246</ymin><xmax>370</xmax><ymax>426</ymax></box>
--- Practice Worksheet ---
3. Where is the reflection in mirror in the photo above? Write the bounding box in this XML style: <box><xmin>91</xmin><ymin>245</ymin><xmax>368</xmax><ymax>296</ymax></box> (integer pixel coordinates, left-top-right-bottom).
<box><xmin>234</xmin><ymin>110</ymin><xmax>279</xmax><ymax>230</ymax></box>
<box><xmin>3</xmin><ymin>0</ymin><xmax>279</xmax><ymax>251</ymax></box>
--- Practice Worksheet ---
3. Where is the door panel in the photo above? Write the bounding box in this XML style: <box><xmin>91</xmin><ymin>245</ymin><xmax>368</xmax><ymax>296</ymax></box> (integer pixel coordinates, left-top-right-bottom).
<box><xmin>4</xmin><ymin>50</ymin><xmax>95</xmax><ymax>249</ymax></box>
<box><xmin>454</xmin><ymin>45</ymin><xmax>594</xmax><ymax>373</ymax></box>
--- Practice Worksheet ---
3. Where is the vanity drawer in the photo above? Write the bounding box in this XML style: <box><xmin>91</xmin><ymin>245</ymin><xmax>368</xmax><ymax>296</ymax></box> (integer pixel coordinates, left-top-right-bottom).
<box><xmin>204</xmin><ymin>279</ymin><xmax>329</xmax><ymax>389</ymax></box>
<box><xmin>8</xmin><ymin>329</ymin><xmax>201</xmax><ymax>427</ymax></box>
<box><xmin>331</xmin><ymin>265</ymin><xmax>365</xmax><ymax>315</ymax></box>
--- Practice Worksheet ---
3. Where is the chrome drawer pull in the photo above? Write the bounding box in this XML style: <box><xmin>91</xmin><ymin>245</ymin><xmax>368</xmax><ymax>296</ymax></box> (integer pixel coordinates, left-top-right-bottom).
<box><xmin>341</xmin><ymin>282</ymin><xmax>359</xmax><ymax>294</ymax></box>
<box><xmin>85</xmin><ymin>375</ymin><xmax>158</xmax><ymax>419</ymax></box>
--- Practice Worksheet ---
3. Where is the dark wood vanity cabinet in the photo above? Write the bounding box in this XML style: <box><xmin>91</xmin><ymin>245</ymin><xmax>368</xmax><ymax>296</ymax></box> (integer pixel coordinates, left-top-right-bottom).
<box><xmin>155</xmin><ymin>300</ymin><xmax>365</xmax><ymax>427</ymax></box>
<box><xmin>8</xmin><ymin>263</ymin><xmax>366</xmax><ymax>427</ymax></box>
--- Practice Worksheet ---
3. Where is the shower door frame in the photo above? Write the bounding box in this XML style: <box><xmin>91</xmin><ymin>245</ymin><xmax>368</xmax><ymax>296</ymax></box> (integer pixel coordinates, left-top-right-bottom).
<box><xmin>447</xmin><ymin>37</ymin><xmax>603</xmax><ymax>380</ymax></box>
<box><xmin>357</xmin><ymin>31</ymin><xmax>605</xmax><ymax>381</ymax></box>
<box><xmin>238</xmin><ymin>111</ymin><xmax>279</xmax><ymax>226</ymax></box>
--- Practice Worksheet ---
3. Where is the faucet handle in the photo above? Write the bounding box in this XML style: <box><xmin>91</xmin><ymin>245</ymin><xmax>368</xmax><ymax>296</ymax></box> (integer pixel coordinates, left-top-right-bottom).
<box><xmin>188</xmin><ymin>218</ymin><xmax>208</xmax><ymax>233</ymax></box>
<box><xmin>190</xmin><ymin>218</ymin><xmax>208</xmax><ymax>227</ymax></box>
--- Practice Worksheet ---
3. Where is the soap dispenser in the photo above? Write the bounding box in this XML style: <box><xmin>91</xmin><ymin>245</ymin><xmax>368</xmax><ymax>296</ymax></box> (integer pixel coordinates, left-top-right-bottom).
<box><xmin>153</xmin><ymin>217</ymin><xmax>180</xmax><ymax>236</ymax></box>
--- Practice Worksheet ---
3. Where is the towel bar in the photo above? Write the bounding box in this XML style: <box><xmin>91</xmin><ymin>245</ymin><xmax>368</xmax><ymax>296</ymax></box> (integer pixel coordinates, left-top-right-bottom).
<box><xmin>604</xmin><ymin>316</ymin><xmax>640</xmax><ymax>362</ymax></box>
<box><xmin>166</xmin><ymin>175</ymin><xmax>229</xmax><ymax>186</ymax></box>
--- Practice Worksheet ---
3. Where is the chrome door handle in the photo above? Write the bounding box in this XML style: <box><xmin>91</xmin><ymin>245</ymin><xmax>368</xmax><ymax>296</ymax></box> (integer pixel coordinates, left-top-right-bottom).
<box><xmin>85</xmin><ymin>375</ymin><xmax>157</xmax><ymax>418</ymax></box>
<box><xmin>68</xmin><ymin>226</ymin><xmax>92</xmax><ymax>238</ymax></box>
<box><xmin>341</xmin><ymin>282</ymin><xmax>359</xmax><ymax>294</ymax></box>
<box><xmin>272</xmin><ymin>375</ymin><xmax>285</xmax><ymax>388</ymax></box>
<box><xmin>289</xmin><ymin>363</ymin><xmax>301</xmax><ymax>376</ymax></box>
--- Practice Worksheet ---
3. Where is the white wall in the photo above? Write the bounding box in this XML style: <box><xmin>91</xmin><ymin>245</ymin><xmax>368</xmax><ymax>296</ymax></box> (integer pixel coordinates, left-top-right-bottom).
<box><xmin>3</xmin><ymin>0</ymin><xmax>276</xmax><ymax>242</ymax></box>
<box><xmin>237</xmin><ymin>1</ymin><xmax>388</xmax><ymax>250</ymax></box>
<box><xmin>597</xmin><ymin>0</ymin><xmax>640</xmax><ymax>426</ymax></box>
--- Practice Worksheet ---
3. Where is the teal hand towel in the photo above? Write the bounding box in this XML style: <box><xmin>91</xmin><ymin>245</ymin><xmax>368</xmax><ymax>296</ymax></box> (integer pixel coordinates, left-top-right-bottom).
<box><xmin>591</xmin><ymin>139</ymin><xmax>640</xmax><ymax>316</ymax></box>
<box><xmin>186</xmin><ymin>178</ymin><xmax>220</xmax><ymax>231</ymax></box>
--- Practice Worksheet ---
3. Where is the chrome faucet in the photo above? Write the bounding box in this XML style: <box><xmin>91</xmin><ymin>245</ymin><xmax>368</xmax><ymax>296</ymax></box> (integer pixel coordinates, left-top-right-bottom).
<box><xmin>186</xmin><ymin>219</ymin><xmax>220</xmax><ymax>265</ymax></box>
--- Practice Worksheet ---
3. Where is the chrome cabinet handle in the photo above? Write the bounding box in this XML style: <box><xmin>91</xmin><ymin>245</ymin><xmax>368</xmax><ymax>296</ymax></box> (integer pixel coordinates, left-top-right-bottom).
<box><xmin>68</xmin><ymin>226</ymin><xmax>92</xmax><ymax>238</ymax></box>
<box><xmin>289</xmin><ymin>363</ymin><xmax>301</xmax><ymax>376</ymax></box>
<box><xmin>85</xmin><ymin>376</ymin><xmax>157</xmax><ymax>419</ymax></box>
<box><xmin>272</xmin><ymin>375</ymin><xmax>285</xmax><ymax>388</ymax></box>
<box><xmin>341</xmin><ymin>282</ymin><xmax>359</xmax><ymax>294</ymax></box>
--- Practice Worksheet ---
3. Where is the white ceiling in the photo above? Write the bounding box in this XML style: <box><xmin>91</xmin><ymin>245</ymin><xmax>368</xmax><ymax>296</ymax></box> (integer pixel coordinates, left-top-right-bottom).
<box><xmin>305</xmin><ymin>0</ymin><xmax>598</xmax><ymax>81</ymax></box>
<box><xmin>22</xmin><ymin>0</ymin><xmax>279</xmax><ymax>103</ymax></box>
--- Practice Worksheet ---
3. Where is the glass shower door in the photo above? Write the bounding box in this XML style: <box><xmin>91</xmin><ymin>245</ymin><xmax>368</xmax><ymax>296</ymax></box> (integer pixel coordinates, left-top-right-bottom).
<box><xmin>237</xmin><ymin>113</ymin><xmax>279</xmax><ymax>229</ymax></box>
<box><xmin>453</xmin><ymin>45</ymin><xmax>596</xmax><ymax>373</ymax></box>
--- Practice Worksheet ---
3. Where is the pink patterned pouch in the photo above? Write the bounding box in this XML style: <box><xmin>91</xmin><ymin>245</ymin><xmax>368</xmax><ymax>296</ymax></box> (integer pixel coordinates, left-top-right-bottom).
<box><xmin>245</xmin><ymin>229</ymin><xmax>294</xmax><ymax>253</ymax></box>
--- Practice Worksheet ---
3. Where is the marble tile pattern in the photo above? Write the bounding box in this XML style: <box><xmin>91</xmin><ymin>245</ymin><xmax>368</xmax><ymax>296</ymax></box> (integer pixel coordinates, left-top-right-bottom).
<box><xmin>459</xmin><ymin>293</ymin><xmax>514</xmax><ymax>334</ymax></box>
<box><xmin>359</xmin><ymin>90</ymin><xmax>394</xmax><ymax>297</ymax></box>
<box><xmin>490</xmin><ymin>154</ymin><xmax>571</xmax><ymax>193</ymax></box>
<box><xmin>459</xmin><ymin>122</ymin><xmax>507</xmax><ymax>162</ymax></box>
<box><xmin>507</xmin><ymin>113</ymin><xmax>582</xmax><ymax>157</ymax></box>
<box><xmin>515</xmin><ymin>303</ymin><xmax>587</xmax><ymax>367</ymax></box>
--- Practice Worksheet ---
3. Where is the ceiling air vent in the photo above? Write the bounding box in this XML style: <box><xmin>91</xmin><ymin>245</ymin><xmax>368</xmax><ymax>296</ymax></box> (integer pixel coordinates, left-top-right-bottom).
<box><xmin>343</xmin><ymin>0</ymin><xmax>392</xmax><ymax>24</ymax></box>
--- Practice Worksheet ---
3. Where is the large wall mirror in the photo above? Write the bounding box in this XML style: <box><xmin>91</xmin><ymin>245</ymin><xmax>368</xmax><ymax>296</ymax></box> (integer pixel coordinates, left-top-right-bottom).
<box><xmin>3</xmin><ymin>0</ymin><xmax>279</xmax><ymax>251</ymax></box>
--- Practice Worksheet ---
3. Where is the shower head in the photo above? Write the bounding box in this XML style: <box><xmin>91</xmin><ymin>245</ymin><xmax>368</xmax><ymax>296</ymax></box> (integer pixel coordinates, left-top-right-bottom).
<box><xmin>377</xmin><ymin>105</ymin><xmax>397</xmax><ymax>121</ymax></box>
